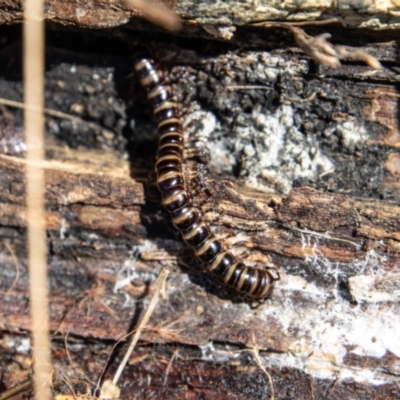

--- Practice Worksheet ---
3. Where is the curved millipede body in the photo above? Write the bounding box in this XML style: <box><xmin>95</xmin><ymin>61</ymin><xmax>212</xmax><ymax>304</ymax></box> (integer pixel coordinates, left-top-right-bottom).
<box><xmin>134</xmin><ymin>54</ymin><xmax>279</xmax><ymax>299</ymax></box>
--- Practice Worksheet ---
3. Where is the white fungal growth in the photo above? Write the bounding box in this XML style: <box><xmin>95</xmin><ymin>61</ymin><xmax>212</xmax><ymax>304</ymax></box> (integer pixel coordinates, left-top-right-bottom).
<box><xmin>242</xmin><ymin>105</ymin><xmax>334</xmax><ymax>194</ymax></box>
<box><xmin>335</xmin><ymin>120</ymin><xmax>367</xmax><ymax>150</ymax></box>
<box><xmin>113</xmin><ymin>240</ymin><xmax>162</xmax><ymax>294</ymax></box>
<box><xmin>251</xmin><ymin>243</ymin><xmax>398</xmax><ymax>384</ymax></box>
<box><xmin>349</xmin><ymin>272</ymin><xmax>400</xmax><ymax>303</ymax></box>
<box><xmin>259</xmin><ymin>272</ymin><xmax>400</xmax><ymax>383</ymax></box>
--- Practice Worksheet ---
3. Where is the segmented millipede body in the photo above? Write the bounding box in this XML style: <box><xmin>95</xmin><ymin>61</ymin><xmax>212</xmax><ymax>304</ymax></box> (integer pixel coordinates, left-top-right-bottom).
<box><xmin>134</xmin><ymin>54</ymin><xmax>279</xmax><ymax>299</ymax></box>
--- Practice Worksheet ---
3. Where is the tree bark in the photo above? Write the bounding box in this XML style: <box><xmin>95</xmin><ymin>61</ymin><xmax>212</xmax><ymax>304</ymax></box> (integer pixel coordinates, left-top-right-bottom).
<box><xmin>1</xmin><ymin>0</ymin><xmax>400</xmax><ymax>28</ymax></box>
<box><xmin>0</xmin><ymin>7</ymin><xmax>400</xmax><ymax>400</ymax></box>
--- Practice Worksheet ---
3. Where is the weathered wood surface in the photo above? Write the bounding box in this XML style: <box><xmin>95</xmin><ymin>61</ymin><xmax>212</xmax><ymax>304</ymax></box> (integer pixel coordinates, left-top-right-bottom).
<box><xmin>2</xmin><ymin>154</ymin><xmax>400</xmax><ymax>398</ymax></box>
<box><xmin>1</xmin><ymin>0</ymin><xmax>400</xmax><ymax>29</ymax></box>
<box><xmin>0</xmin><ymin>20</ymin><xmax>400</xmax><ymax>400</ymax></box>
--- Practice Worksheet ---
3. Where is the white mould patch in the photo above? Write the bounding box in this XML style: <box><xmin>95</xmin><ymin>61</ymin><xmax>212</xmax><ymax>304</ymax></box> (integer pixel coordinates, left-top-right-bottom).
<box><xmin>199</xmin><ymin>341</ymin><xmax>216</xmax><ymax>359</ymax></box>
<box><xmin>199</xmin><ymin>342</ymin><xmax>241</xmax><ymax>363</ymax></box>
<box><xmin>292</xmin><ymin>235</ymin><xmax>385</xmax><ymax>287</ymax></box>
<box><xmin>179</xmin><ymin>52</ymin><xmax>322</xmax><ymax>191</ymax></box>
<box><xmin>121</xmin><ymin>292</ymin><xmax>135</xmax><ymax>308</ymax></box>
<box><xmin>113</xmin><ymin>238</ymin><xmax>184</xmax><ymax>305</ymax></box>
<box><xmin>349</xmin><ymin>272</ymin><xmax>400</xmax><ymax>303</ymax></box>
<box><xmin>238</xmin><ymin>105</ymin><xmax>334</xmax><ymax>194</ymax></box>
<box><xmin>340</xmin><ymin>368</ymin><xmax>387</xmax><ymax>386</ymax></box>
<box><xmin>59</xmin><ymin>217</ymin><xmax>67</xmax><ymax>239</ymax></box>
<box><xmin>208</xmin><ymin>140</ymin><xmax>236</xmax><ymax>176</ymax></box>
<box><xmin>4</xmin><ymin>336</ymin><xmax>31</xmax><ymax>355</ymax></box>
<box><xmin>183</xmin><ymin>109</ymin><xmax>218</xmax><ymax>141</ymax></box>
<box><xmin>113</xmin><ymin>240</ymin><xmax>162</xmax><ymax>293</ymax></box>
<box><xmin>256</xmin><ymin>273</ymin><xmax>400</xmax><ymax>383</ymax></box>
<box><xmin>277</xmin><ymin>273</ymin><xmax>326</xmax><ymax>298</ymax></box>
<box><xmin>184</xmin><ymin>108</ymin><xmax>235</xmax><ymax>175</ymax></box>
<box><xmin>17</xmin><ymin>338</ymin><xmax>31</xmax><ymax>354</ymax></box>
<box><xmin>335</xmin><ymin>120</ymin><xmax>367</xmax><ymax>150</ymax></box>
<box><xmin>259</xmin><ymin>52</ymin><xmax>309</xmax><ymax>77</ymax></box>
<box><xmin>349</xmin><ymin>307</ymin><xmax>400</xmax><ymax>358</ymax></box>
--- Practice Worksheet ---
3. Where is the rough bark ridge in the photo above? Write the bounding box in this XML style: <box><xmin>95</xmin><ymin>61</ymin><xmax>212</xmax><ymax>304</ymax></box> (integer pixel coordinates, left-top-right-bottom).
<box><xmin>1</xmin><ymin>0</ymin><xmax>400</xmax><ymax>28</ymax></box>
<box><xmin>0</xmin><ymin>9</ymin><xmax>400</xmax><ymax>400</ymax></box>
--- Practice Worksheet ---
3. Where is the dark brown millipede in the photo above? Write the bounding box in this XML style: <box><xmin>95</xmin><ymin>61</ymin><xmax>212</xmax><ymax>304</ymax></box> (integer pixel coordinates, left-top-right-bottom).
<box><xmin>134</xmin><ymin>54</ymin><xmax>279</xmax><ymax>299</ymax></box>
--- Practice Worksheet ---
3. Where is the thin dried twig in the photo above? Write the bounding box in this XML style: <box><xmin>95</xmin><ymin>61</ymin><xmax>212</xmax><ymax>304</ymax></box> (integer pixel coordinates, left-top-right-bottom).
<box><xmin>94</xmin><ymin>330</ymin><xmax>134</xmax><ymax>396</ymax></box>
<box><xmin>0</xmin><ymin>379</ymin><xmax>33</xmax><ymax>400</ymax></box>
<box><xmin>289</xmin><ymin>26</ymin><xmax>382</xmax><ymax>69</ymax></box>
<box><xmin>253</xmin><ymin>22</ymin><xmax>382</xmax><ymax>70</ymax></box>
<box><xmin>249</xmin><ymin>333</ymin><xmax>275</xmax><ymax>400</ymax></box>
<box><xmin>335</xmin><ymin>45</ymin><xmax>382</xmax><ymax>70</ymax></box>
<box><xmin>64</xmin><ymin>331</ymin><xmax>95</xmax><ymax>387</ymax></box>
<box><xmin>78</xmin><ymin>280</ymin><xmax>118</xmax><ymax>318</ymax></box>
<box><xmin>0</xmin><ymin>97</ymin><xmax>116</xmax><ymax>139</ymax></box>
<box><xmin>163</xmin><ymin>348</ymin><xmax>180</xmax><ymax>386</ymax></box>
<box><xmin>112</xmin><ymin>268</ymin><xmax>170</xmax><ymax>385</ymax></box>
<box><xmin>226</xmin><ymin>85</ymin><xmax>272</xmax><ymax>91</ymax></box>
<box><xmin>123</xmin><ymin>0</ymin><xmax>181</xmax><ymax>31</ymax></box>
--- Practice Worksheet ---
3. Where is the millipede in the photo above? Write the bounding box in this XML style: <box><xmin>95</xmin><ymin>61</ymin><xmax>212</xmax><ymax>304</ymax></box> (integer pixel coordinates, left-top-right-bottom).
<box><xmin>134</xmin><ymin>53</ymin><xmax>280</xmax><ymax>299</ymax></box>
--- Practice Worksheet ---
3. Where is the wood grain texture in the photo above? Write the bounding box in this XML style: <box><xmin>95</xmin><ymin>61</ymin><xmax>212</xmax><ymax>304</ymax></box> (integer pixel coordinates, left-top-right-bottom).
<box><xmin>1</xmin><ymin>0</ymin><xmax>400</xmax><ymax>28</ymax></box>
<box><xmin>0</xmin><ymin>21</ymin><xmax>400</xmax><ymax>400</ymax></box>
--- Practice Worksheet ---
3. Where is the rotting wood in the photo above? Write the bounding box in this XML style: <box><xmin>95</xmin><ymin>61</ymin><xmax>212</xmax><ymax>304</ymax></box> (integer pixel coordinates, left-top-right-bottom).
<box><xmin>1</xmin><ymin>148</ymin><xmax>400</xmax><ymax>398</ymax></box>
<box><xmin>0</xmin><ymin>18</ymin><xmax>400</xmax><ymax>400</ymax></box>
<box><xmin>1</xmin><ymin>0</ymin><xmax>400</xmax><ymax>29</ymax></box>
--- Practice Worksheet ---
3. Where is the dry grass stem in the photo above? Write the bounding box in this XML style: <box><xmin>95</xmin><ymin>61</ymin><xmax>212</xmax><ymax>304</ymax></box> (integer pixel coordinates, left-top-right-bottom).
<box><xmin>145</xmin><ymin>317</ymin><xmax>186</xmax><ymax>342</ymax></box>
<box><xmin>287</xmin><ymin>225</ymin><xmax>362</xmax><ymax>249</ymax></box>
<box><xmin>123</xmin><ymin>0</ymin><xmax>181</xmax><ymax>31</ymax></box>
<box><xmin>249</xmin><ymin>333</ymin><xmax>275</xmax><ymax>400</ymax></box>
<box><xmin>95</xmin><ymin>330</ymin><xmax>135</xmax><ymax>395</ymax></box>
<box><xmin>24</xmin><ymin>0</ymin><xmax>52</xmax><ymax>399</ymax></box>
<box><xmin>163</xmin><ymin>348</ymin><xmax>180</xmax><ymax>386</ymax></box>
<box><xmin>79</xmin><ymin>280</ymin><xmax>118</xmax><ymax>318</ymax></box>
<box><xmin>282</xmin><ymin>92</ymin><xmax>317</xmax><ymax>103</ymax></box>
<box><xmin>112</xmin><ymin>268</ymin><xmax>170</xmax><ymax>385</ymax></box>
<box><xmin>0</xmin><ymin>97</ymin><xmax>116</xmax><ymax>139</ymax></box>
<box><xmin>226</xmin><ymin>85</ymin><xmax>271</xmax><ymax>91</ymax></box>
<box><xmin>64</xmin><ymin>331</ymin><xmax>95</xmax><ymax>387</ymax></box>
<box><xmin>0</xmin><ymin>379</ymin><xmax>33</xmax><ymax>400</ymax></box>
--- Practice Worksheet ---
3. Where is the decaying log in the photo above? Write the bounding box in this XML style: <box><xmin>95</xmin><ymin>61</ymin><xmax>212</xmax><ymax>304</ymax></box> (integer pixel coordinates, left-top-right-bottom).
<box><xmin>1</xmin><ymin>0</ymin><xmax>400</xmax><ymax>29</ymax></box>
<box><xmin>0</xmin><ymin>8</ymin><xmax>400</xmax><ymax>400</ymax></box>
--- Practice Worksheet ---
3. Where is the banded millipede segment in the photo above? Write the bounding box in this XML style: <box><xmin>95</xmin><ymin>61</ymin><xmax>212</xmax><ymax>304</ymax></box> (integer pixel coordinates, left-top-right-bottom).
<box><xmin>133</xmin><ymin>54</ymin><xmax>279</xmax><ymax>299</ymax></box>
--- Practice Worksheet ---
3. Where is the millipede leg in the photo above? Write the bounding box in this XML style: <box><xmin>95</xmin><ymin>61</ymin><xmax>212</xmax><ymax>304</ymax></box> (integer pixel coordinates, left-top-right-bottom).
<box><xmin>183</xmin><ymin>141</ymin><xmax>210</xmax><ymax>162</ymax></box>
<box><xmin>182</xmin><ymin>162</ymin><xmax>212</xmax><ymax>200</ymax></box>
<box><xmin>134</xmin><ymin>53</ymin><xmax>279</xmax><ymax>299</ymax></box>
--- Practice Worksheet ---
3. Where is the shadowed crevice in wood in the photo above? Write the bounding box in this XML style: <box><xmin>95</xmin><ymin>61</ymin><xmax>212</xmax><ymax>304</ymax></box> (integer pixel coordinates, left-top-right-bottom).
<box><xmin>0</xmin><ymin>18</ymin><xmax>400</xmax><ymax>399</ymax></box>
